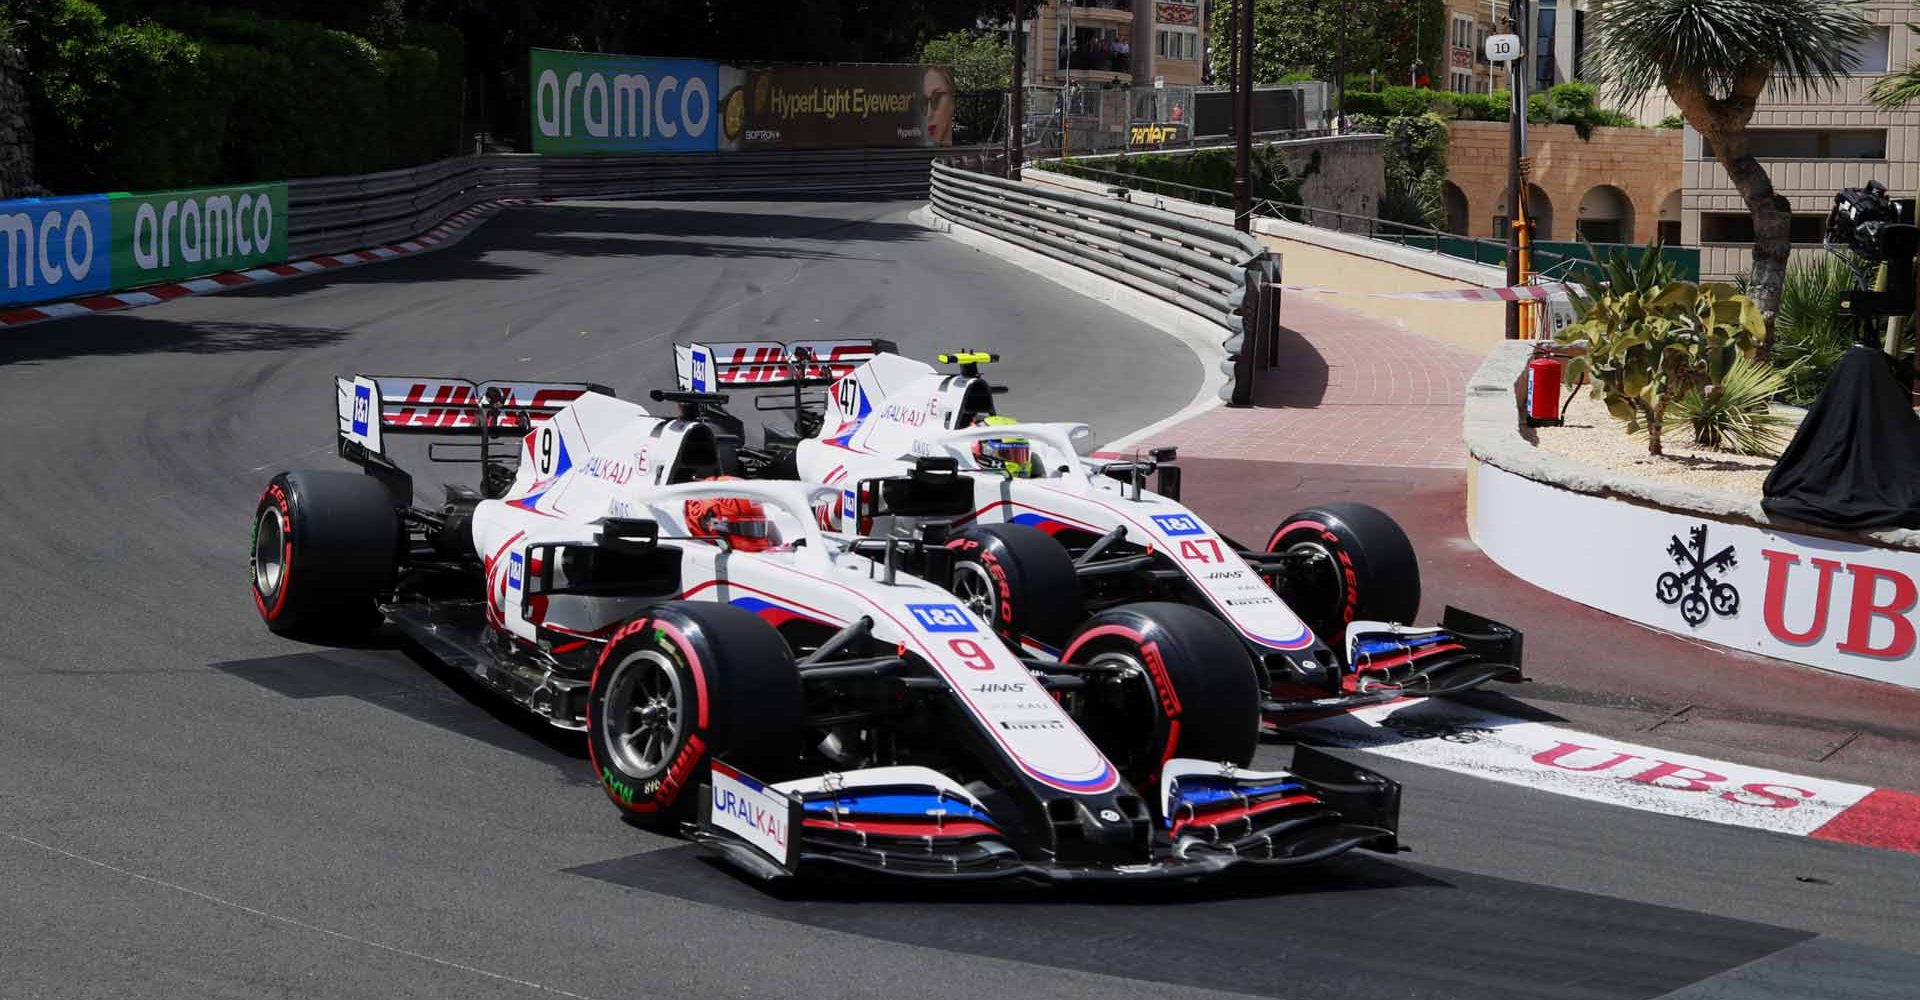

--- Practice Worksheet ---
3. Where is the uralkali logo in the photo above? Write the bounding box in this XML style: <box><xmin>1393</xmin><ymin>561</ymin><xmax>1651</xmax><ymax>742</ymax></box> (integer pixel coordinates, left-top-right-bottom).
<box><xmin>0</xmin><ymin>194</ymin><xmax>114</xmax><ymax>306</ymax></box>
<box><xmin>530</xmin><ymin>50</ymin><xmax>718</xmax><ymax>153</ymax></box>
<box><xmin>111</xmin><ymin>183</ymin><xmax>288</xmax><ymax>286</ymax></box>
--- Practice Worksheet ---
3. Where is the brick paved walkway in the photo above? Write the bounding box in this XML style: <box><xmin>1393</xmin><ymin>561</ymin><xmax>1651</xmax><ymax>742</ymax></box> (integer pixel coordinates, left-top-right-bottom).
<box><xmin>1141</xmin><ymin>293</ymin><xmax>1486</xmax><ymax>469</ymax></box>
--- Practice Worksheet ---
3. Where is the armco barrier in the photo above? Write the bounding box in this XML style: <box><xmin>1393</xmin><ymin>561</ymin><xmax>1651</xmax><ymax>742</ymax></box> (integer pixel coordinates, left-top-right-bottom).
<box><xmin>286</xmin><ymin>147</ymin><xmax>966</xmax><ymax>260</ymax></box>
<box><xmin>0</xmin><ymin>146</ymin><xmax>981</xmax><ymax>307</ymax></box>
<box><xmin>928</xmin><ymin>159</ymin><xmax>1276</xmax><ymax>404</ymax></box>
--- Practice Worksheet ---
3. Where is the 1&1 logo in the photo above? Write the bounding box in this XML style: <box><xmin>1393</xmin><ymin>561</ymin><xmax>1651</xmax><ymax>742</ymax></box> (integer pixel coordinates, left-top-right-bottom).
<box><xmin>907</xmin><ymin>603</ymin><xmax>976</xmax><ymax>632</ymax></box>
<box><xmin>1151</xmin><ymin>513</ymin><xmax>1205</xmax><ymax>537</ymax></box>
<box><xmin>351</xmin><ymin>383</ymin><xmax>373</xmax><ymax>436</ymax></box>
<box><xmin>1656</xmin><ymin>524</ymin><xmax>1739</xmax><ymax>627</ymax></box>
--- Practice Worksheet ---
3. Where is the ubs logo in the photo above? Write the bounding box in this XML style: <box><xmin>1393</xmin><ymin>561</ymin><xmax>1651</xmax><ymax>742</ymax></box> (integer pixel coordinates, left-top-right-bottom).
<box><xmin>1657</xmin><ymin>524</ymin><xmax>1739</xmax><ymax>627</ymax></box>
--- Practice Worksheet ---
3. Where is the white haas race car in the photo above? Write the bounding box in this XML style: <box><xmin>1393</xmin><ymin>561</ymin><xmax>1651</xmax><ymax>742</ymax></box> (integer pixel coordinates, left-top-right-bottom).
<box><xmin>247</xmin><ymin>372</ymin><xmax>1404</xmax><ymax>881</ymax></box>
<box><xmin>673</xmin><ymin>339</ymin><xmax>1525</xmax><ymax>722</ymax></box>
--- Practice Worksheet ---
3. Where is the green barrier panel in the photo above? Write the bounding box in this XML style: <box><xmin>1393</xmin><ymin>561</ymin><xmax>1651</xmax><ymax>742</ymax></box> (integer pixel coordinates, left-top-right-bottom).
<box><xmin>109</xmin><ymin>183</ymin><xmax>288</xmax><ymax>287</ymax></box>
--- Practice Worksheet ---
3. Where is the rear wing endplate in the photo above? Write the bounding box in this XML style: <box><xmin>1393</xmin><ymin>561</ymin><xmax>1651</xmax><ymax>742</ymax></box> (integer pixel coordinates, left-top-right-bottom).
<box><xmin>335</xmin><ymin>375</ymin><xmax>610</xmax><ymax>455</ymax></box>
<box><xmin>674</xmin><ymin>339</ymin><xmax>896</xmax><ymax>392</ymax></box>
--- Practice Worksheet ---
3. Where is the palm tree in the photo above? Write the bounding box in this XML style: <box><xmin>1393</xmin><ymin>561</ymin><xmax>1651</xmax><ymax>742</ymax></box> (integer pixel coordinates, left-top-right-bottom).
<box><xmin>1588</xmin><ymin>0</ymin><xmax>1869</xmax><ymax>359</ymax></box>
<box><xmin>1869</xmin><ymin>28</ymin><xmax>1920</xmax><ymax>107</ymax></box>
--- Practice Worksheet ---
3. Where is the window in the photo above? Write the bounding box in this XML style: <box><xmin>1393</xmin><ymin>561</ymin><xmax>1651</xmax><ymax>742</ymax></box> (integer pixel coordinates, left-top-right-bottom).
<box><xmin>1156</xmin><ymin>28</ymin><xmax>1196</xmax><ymax>61</ymax></box>
<box><xmin>1849</xmin><ymin>25</ymin><xmax>1891</xmax><ymax>74</ymax></box>
<box><xmin>1703</xmin><ymin>129</ymin><xmax>1887</xmax><ymax>160</ymax></box>
<box><xmin>1699</xmin><ymin>213</ymin><xmax>1829</xmax><ymax>244</ymax></box>
<box><xmin>1452</xmin><ymin>68</ymin><xmax>1474</xmax><ymax>93</ymax></box>
<box><xmin>1453</xmin><ymin>14</ymin><xmax>1474</xmax><ymax>50</ymax></box>
<box><xmin>1536</xmin><ymin>5</ymin><xmax>1557</xmax><ymax>87</ymax></box>
<box><xmin>1658</xmin><ymin>220</ymin><xmax>1682</xmax><ymax>245</ymax></box>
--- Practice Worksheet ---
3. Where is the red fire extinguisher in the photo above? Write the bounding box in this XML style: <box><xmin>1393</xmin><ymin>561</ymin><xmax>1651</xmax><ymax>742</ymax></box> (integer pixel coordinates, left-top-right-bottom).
<box><xmin>1526</xmin><ymin>352</ymin><xmax>1564</xmax><ymax>427</ymax></box>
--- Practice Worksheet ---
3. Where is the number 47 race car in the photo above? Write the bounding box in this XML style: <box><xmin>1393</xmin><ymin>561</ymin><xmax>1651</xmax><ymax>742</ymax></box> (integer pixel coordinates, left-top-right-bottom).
<box><xmin>672</xmin><ymin>339</ymin><xmax>1526</xmax><ymax>722</ymax></box>
<box><xmin>247</xmin><ymin>373</ymin><xmax>1404</xmax><ymax>882</ymax></box>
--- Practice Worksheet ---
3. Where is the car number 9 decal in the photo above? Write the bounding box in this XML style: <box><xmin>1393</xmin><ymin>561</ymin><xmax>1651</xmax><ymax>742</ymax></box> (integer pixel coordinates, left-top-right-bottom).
<box><xmin>536</xmin><ymin>426</ymin><xmax>557</xmax><ymax>476</ymax></box>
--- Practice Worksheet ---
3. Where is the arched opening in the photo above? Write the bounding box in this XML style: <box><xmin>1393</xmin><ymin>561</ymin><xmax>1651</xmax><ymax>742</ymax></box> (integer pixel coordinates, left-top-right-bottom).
<box><xmin>1576</xmin><ymin>185</ymin><xmax>1635</xmax><ymax>245</ymax></box>
<box><xmin>1656</xmin><ymin>190</ymin><xmax>1682</xmax><ymax>246</ymax></box>
<box><xmin>1443</xmin><ymin>182</ymin><xmax>1470</xmax><ymax>236</ymax></box>
<box><xmin>1492</xmin><ymin>185</ymin><xmax>1556</xmax><ymax>243</ymax></box>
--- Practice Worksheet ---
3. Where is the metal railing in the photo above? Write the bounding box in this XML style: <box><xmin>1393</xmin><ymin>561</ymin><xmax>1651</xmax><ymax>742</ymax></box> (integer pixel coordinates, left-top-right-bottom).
<box><xmin>287</xmin><ymin>147</ymin><xmax>986</xmax><ymax>260</ymax></box>
<box><xmin>929</xmin><ymin>159</ymin><xmax>1278</xmax><ymax>404</ymax></box>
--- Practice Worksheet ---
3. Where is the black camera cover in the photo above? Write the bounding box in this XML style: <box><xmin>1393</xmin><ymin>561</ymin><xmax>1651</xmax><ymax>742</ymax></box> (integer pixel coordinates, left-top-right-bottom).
<box><xmin>1763</xmin><ymin>345</ymin><xmax>1920</xmax><ymax>530</ymax></box>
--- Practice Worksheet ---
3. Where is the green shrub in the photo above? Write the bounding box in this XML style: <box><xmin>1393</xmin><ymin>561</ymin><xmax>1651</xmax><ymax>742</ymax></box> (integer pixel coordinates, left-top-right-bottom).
<box><xmin>1668</xmin><ymin>355</ymin><xmax>1792</xmax><ymax>455</ymax></box>
<box><xmin>1657</xmin><ymin>113</ymin><xmax>1686</xmax><ymax>128</ymax></box>
<box><xmin>1379</xmin><ymin>112</ymin><xmax>1449</xmax><ymax>231</ymax></box>
<box><xmin>1770</xmin><ymin>254</ymin><xmax>1860</xmax><ymax>405</ymax></box>
<box><xmin>1558</xmin><ymin>280</ymin><xmax>1767</xmax><ymax>455</ymax></box>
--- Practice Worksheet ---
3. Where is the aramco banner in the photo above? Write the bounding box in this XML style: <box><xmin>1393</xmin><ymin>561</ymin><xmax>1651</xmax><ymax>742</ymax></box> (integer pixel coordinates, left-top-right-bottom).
<box><xmin>529</xmin><ymin>49</ymin><xmax>722</xmax><ymax>153</ymax></box>
<box><xmin>529</xmin><ymin>48</ymin><xmax>956</xmax><ymax>153</ymax></box>
<box><xmin>109</xmin><ymin>183</ymin><xmax>288</xmax><ymax>288</ymax></box>
<box><xmin>0</xmin><ymin>194</ymin><xmax>113</xmax><ymax>307</ymax></box>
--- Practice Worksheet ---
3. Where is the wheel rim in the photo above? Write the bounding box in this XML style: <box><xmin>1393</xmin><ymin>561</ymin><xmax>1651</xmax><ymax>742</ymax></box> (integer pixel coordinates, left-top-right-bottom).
<box><xmin>1071</xmin><ymin>648</ymin><xmax>1158</xmax><ymax>772</ymax></box>
<box><xmin>253</xmin><ymin>508</ymin><xmax>287</xmax><ymax>598</ymax></box>
<box><xmin>951</xmin><ymin>561</ymin><xmax>999</xmax><ymax>624</ymax></box>
<box><xmin>603</xmin><ymin>650</ymin><xmax>686</xmax><ymax>777</ymax></box>
<box><xmin>1282</xmin><ymin>539</ymin><xmax>1346</xmax><ymax>626</ymax></box>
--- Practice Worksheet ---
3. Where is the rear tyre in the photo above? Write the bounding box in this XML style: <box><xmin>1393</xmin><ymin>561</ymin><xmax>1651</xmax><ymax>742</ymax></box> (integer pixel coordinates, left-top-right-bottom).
<box><xmin>946</xmin><ymin>523</ymin><xmax>1082</xmax><ymax>651</ymax></box>
<box><xmin>1266</xmin><ymin>502</ymin><xmax>1421</xmax><ymax>649</ymax></box>
<box><xmin>250</xmin><ymin>470</ymin><xmax>399</xmax><ymax>640</ymax></box>
<box><xmin>1059</xmin><ymin>602</ymin><xmax>1260</xmax><ymax>788</ymax></box>
<box><xmin>585</xmin><ymin>603</ymin><xmax>803</xmax><ymax>828</ymax></box>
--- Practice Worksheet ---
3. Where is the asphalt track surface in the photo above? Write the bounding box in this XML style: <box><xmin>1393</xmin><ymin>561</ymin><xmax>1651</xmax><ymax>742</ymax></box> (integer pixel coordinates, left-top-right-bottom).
<box><xmin>2</xmin><ymin>198</ymin><xmax>1917</xmax><ymax>1000</ymax></box>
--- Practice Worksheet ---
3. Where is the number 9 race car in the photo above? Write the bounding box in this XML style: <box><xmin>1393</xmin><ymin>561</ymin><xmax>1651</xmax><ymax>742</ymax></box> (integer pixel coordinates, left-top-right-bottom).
<box><xmin>246</xmin><ymin>373</ymin><xmax>1404</xmax><ymax>882</ymax></box>
<box><xmin>671</xmin><ymin>340</ymin><xmax>1526</xmax><ymax>722</ymax></box>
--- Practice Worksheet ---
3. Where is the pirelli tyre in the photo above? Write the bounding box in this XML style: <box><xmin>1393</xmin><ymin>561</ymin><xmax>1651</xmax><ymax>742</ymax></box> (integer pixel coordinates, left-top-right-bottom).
<box><xmin>585</xmin><ymin>603</ymin><xmax>804</xmax><ymax>828</ymax></box>
<box><xmin>1265</xmin><ymin>502</ymin><xmax>1422</xmax><ymax>649</ymax></box>
<box><xmin>250</xmin><ymin>470</ymin><xmax>400</xmax><ymax>639</ymax></box>
<box><xmin>1059</xmin><ymin>602</ymin><xmax>1260</xmax><ymax>788</ymax></box>
<box><xmin>945</xmin><ymin>523</ymin><xmax>1082</xmax><ymax>651</ymax></box>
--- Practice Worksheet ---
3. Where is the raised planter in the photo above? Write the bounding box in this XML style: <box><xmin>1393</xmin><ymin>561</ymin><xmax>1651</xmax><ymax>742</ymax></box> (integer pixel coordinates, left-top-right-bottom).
<box><xmin>1466</xmin><ymin>341</ymin><xmax>1920</xmax><ymax>691</ymax></box>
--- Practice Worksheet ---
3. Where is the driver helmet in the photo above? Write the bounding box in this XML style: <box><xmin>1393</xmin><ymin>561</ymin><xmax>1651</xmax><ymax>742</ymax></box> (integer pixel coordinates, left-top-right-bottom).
<box><xmin>972</xmin><ymin>415</ymin><xmax>1034</xmax><ymax>477</ymax></box>
<box><xmin>685</xmin><ymin>479</ymin><xmax>781</xmax><ymax>552</ymax></box>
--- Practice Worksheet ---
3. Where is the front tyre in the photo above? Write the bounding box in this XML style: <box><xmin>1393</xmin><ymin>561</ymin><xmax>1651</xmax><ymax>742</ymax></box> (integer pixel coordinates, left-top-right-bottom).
<box><xmin>250</xmin><ymin>470</ymin><xmax>400</xmax><ymax>640</ymax></box>
<box><xmin>946</xmin><ymin>523</ymin><xmax>1081</xmax><ymax>650</ymax></box>
<box><xmin>1059</xmin><ymin>602</ymin><xmax>1260</xmax><ymax>788</ymax></box>
<box><xmin>1266</xmin><ymin>502</ymin><xmax>1421</xmax><ymax>647</ymax></box>
<box><xmin>585</xmin><ymin>603</ymin><xmax>803</xmax><ymax>828</ymax></box>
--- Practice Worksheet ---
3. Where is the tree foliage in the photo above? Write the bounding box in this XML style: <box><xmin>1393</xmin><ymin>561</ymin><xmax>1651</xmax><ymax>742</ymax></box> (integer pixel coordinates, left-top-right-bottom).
<box><xmin>918</xmin><ymin>28</ymin><xmax>1012</xmax><ymax>91</ymax></box>
<box><xmin>1207</xmin><ymin>0</ymin><xmax>1446</xmax><ymax>90</ymax></box>
<box><xmin>1586</xmin><ymin>0</ymin><xmax>1871</xmax><ymax>352</ymax></box>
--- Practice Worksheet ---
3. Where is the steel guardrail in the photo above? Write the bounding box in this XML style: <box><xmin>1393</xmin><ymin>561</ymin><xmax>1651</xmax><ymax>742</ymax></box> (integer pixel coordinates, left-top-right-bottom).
<box><xmin>928</xmin><ymin>158</ymin><xmax>1275</xmax><ymax>404</ymax></box>
<box><xmin>285</xmin><ymin>147</ymin><xmax>982</xmax><ymax>260</ymax></box>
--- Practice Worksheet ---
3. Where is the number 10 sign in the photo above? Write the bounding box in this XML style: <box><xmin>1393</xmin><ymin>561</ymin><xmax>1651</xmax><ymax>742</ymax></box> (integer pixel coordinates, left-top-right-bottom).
<box><xmin>1484</xmin><ymin>33</ymin><xmax>1521</xmax><ymax>62</ymax></box>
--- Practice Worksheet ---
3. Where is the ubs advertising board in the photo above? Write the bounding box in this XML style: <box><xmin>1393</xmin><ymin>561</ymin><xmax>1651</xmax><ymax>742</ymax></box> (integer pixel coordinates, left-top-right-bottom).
<box><xmin>1473</xmin><ymin>460</ymin><xmax>1920</xmax><ymax>690</ymax></box>
<box><xmin>529</xmin><ymin>49</ymin><xmax>955</xmax><ymax>153</ymax></box>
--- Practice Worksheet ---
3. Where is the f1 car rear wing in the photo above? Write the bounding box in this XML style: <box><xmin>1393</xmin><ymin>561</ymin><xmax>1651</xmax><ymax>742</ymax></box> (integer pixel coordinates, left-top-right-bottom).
<box><xmin>674</xmin><ymin>339</ymin><xmax>897</xmax><ymax>392</ymax></box>
<box><xmin>335</xmin><ymin>375</ymin><xmax>611</xmax><ymax>456</ymax></box>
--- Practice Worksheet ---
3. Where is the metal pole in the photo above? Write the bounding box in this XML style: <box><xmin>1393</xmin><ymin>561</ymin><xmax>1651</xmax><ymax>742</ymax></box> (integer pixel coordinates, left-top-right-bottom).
<box><xmin>1335</xmin><ymin>0</ymin><xmax>1347</xmax><ymax>128</ymax></box>
<box><xmin>1010</xmin><ymin>0</ymin><xmax>1026</xmax><ymax>179</ymax></box>
<box><xmin>1234</xmin><ymin>0</ymin><xmax>1254</xmax><ymax>231</ymax></box>
<box><xmin>1504</xmin><ymin>0</ymin><xmax>1529</xmax><ymax>339</ymax></box>
<box><xmin>1062</xmin><ymin>0</ymin><xmax>1073</xmax><ymax>156</ymax></box>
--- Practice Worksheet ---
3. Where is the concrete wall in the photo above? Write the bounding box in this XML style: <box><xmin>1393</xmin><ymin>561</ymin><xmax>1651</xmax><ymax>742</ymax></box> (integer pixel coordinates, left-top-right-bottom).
<box><xmin>1077</xmin><ymin>133</ymin><xmax>1386</xmax><ymax>221</ymax></box>
<box><xmin>0</xmin><ymin>44</ymin><xmax>32</xmax><ymax>200</ymax></box>
<box><xmin>1446</xmin><ymin>120</ymin><xmax>1683</xmax><ymax>245</ymax></box>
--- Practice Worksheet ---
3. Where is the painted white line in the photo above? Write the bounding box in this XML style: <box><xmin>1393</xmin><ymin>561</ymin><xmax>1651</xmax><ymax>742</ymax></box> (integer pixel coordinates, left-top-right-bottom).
<box><xmin>180</xmin><ymin>278</ymin><xmax>226</xmax><ymax>294</ymax></box>
<box><xmin>115</xmin><ymin>292</ymin><xmax>163</xmax><ymax>307</ymax></box>
<box><xmin>369</xmin><ymin>247</ymin><xmax>399</xmax><ymax>259</ymax></box>
<box><xmin>289</xmin><ymin>260</ymin><xmax>327</xmax><ymax>274</ymax></box>
<box><xmin>35</xmin><ymin>302</ymin><xmax>93</xmax><ymax>318</ymax></box>
<box><xmin>239</xmin><ymin>269</ymin><xmax>280</xmax><ymax>281</ymax></box>
<box><xmin>1301</xmin><ymin>698</ymin><xmax>1874</xmax><ymax>837</ymax></box>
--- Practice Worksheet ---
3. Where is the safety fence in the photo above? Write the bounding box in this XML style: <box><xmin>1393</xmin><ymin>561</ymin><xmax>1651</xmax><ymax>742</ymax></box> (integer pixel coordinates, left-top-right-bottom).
<box><xmin>3</xmin><ymin>147</ymin><xmax>984</xmax><ymax>310</ymax></box>
<box><xmin>928</xmin><ymin>159</ymin><xmax>1278</xmax><ymax>405</ymax></box>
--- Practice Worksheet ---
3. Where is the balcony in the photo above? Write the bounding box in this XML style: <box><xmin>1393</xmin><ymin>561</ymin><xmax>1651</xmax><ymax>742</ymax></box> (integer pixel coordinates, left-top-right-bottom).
<box><xmin>1066</xmin><ymin>0</ymin><xmax>1133</xmax><ymax>22</ymax></box>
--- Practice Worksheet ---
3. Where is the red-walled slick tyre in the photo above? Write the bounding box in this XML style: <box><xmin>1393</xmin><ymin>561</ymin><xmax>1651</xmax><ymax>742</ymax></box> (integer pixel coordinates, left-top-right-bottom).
<box><xmin>585</xmin><ymin>603</ymin><xmax>803</xmax><ymax>828</ymax></box>
<box><xmin>946</xmin><ymin>523</ymin><xmax>1081</xmax><ymax>651</ymax></box>
<box><xmin>1266</xmin><ymin>502</ymin><xmax>1421</xmax><ymax>650</ymax></box>
<box><xmin>1059</xmin><ymin>602</ymin><xmax>1260</xmax><ymax>788</ymax></box>
<box><xmin>250</xmin><ymin>470</ymin><xmax>399</xmax><ymax>640</ymax></box>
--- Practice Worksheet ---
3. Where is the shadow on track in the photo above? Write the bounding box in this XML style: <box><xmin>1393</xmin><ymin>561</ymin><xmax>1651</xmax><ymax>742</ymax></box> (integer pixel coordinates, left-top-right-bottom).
<box><xmin>212</xmin><ymin>638</ymin><xmax>593</xmax><ymax>785</ymax></box>
<box><xmin>0</xmin><ymin>316</ymin><xmax>357</xmax><ymax>368</ymax></box>
<box><xmin>569</xmin><ymin>844</ymin><xmax>1808</xmax><ymax>1000</ymax></box>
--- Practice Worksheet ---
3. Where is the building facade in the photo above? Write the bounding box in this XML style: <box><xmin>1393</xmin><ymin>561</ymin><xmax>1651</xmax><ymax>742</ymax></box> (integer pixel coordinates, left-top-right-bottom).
<box><xmin>1025</xmin><ymin>0</ymin><xmax>1208</xmax><ymax>88</ymax></box>
<box><xmin>1440</xmin><ymin>0</ymin><xmax>1587</xmax><ymax>96</ymax></box>
<box><xmin>1445</xmin><ymin>120</ymin><xmax>1683</xmax><ymax>245</ymax></box>
<box><xmin>1681</xmin><ymin>2</ymin><xmax>1918</xmax><ymax>280</ymax></box>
